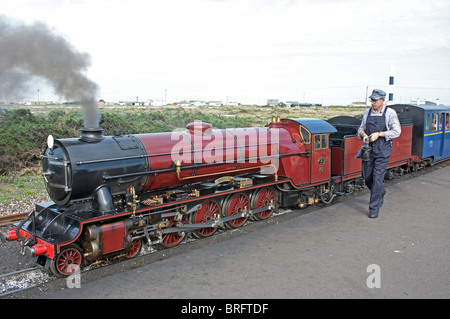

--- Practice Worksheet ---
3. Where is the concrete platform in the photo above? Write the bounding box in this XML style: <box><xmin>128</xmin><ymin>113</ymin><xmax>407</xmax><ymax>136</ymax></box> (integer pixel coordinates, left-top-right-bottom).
<box><xmin>41</xmin><ymin>164</ymin><xmax>450</xmax><ymax>299</ymax></box>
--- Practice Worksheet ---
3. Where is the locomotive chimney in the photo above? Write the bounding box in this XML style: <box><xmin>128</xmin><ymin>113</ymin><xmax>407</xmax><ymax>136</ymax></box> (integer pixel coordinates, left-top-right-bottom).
<box><xmin>79</xmin><ymin>126</ymin><xmax>105</xmax><ymax>143</ymax></box>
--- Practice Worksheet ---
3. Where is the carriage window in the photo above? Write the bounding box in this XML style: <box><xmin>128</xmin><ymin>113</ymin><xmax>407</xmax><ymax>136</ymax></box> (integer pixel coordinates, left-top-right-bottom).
<box><xmin>426</xmin><ymin>113</ymin><xmax>439</xmax><ymax>131</ymax></box>
<box><xmin>299</xmin><ymin>126</ymin><xmax>311</xmax><ymax>144</ymax></box>
<box><xmin>446</xmin><ymin>113</ymin><xmax>449</xmax><ymax>129</ymax></box>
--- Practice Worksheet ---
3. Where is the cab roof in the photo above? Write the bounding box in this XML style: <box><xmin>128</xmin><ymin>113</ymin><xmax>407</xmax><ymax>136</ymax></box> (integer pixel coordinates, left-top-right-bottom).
<box><xmin>285</xmin><ymin>118</ymin><xmax>337</xmax><ymax>134</ymax></box>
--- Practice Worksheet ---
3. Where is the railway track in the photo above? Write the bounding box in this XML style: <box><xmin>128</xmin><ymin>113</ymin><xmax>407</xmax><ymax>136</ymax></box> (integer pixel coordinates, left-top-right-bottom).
<box><xmin>0</xmin><ymin>212</ymin><xmax>29</xmax><ymax>227</ymax></box>
<box><xmin>0</xmin><ymin>266</ymin><xmax>50</xmax><ymax>297</ymax></box>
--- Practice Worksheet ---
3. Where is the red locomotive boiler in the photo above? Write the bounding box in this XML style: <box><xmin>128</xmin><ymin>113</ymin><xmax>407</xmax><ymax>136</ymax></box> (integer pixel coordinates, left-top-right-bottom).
<box><xmin>1</xmin><ymin>115</ymin><xmax>414</xmax><ymax>277</ymax></box>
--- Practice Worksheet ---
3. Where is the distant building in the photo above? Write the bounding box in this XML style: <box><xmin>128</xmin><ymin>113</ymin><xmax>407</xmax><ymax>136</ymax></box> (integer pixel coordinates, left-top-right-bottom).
<box><xmin>178</xmin><ymin>101</ymin><xmax>192</xmax><ymax>107</ymax></box>
<box><xmin>285</xmin><ymin>101</ymin><xmax>299</xmax><ymax>107</ymax></box>
<box><xmin>267</xmin><ymin>99</ymin><xmax>279</xmax><ymax>106</ymax></box>
<box><xmin>98</xmin><ymin>101</ymin><xmax>116</xmax><ymax>106</ymax></box>
<box><xmin>149</xmin><ymin>99</ymin><xmax>165</xmax><ymax>106</ymax></box>
<box><xmin>118</xmin><ymin>101</ymin><xmax>146</xmax><ymax>106</ymax></box>
<box><xmin>31</xmin><ymin>101</ymin><xmax>54</xmax><ymax>105</ymax></box>
<box><xmin>412</xmin><ymin>98</ymin><xmax>441</xmax><ymax>106</ymax></box>
<box><xmin>351</xmin><ymin>101</ymin><xmax>367</xmax><ymax>107</ymax></box>
<box><xmin>207</xmin><ymin>101</ymin><xmax>222</xmax><ymax>107</ymax></box>
<box><xmin>189</xmin><ymin>100</ymin><xmax>206</xmax><ymax>106</ymax></box>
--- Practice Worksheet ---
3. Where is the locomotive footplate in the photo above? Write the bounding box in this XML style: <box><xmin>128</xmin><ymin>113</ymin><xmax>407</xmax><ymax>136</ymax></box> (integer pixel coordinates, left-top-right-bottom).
<box><xmin>11</xmin><ymin>200</ymin><xmax>124</xmax><ymax>259</ymax></box>
<box><xmin>15</xmin><ymin>202</ymin><xmax>81</xmax><ymax>246</ymax></box>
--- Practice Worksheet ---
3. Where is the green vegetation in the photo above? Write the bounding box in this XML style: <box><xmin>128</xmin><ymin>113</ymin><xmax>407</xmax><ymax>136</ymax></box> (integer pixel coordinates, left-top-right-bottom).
<box><xmin>99</xmin><ymin>108</ymin><xmax>253</xmax><ymax>134</ymax></box>
<box><xmin>0</xmin><ymin>109</ymin><xmax>82</xmax><ymax>174</ymax></box>
<box><xmin>0</xmin><ymin>174</ymin><xmax>46</xmax><ymax>204</ymax></box>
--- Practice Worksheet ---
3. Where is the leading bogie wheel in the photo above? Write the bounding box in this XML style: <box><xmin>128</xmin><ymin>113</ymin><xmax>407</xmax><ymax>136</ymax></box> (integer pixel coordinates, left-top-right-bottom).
<box><xmin>49</xmin><ymin>244</ymin><xmax>83</xmax><ymax>278</ymax></box>
<box><xmin>125</xmin><ymin>238</ymin><xmax>142</xmax><ymax>259</ymax></box>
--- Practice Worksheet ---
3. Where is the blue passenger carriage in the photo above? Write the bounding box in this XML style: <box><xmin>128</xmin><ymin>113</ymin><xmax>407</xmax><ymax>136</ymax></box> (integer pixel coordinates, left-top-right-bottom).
<box><xmin>390</xmin><ymin>104</ymin><xmax>450</xmax><ymax>164</ymax></box>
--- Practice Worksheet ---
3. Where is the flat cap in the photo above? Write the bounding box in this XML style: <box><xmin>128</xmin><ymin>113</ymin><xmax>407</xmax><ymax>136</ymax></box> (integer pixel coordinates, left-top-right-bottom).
<box><xmin>369</xmin><ymin>89</ymin><xmax>386</xmax><ymax>101</ymax></box>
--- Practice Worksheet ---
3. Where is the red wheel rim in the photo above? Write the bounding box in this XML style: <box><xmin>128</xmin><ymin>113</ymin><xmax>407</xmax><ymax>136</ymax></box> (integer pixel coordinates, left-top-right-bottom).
<box><xmin>193</xmin><ymin>200</ymin><xmax>220</xmax><ymax>237</ymax></box>
<box><xmin>225</xmin><ymin>193</ymin><xmax>249</xmax><ymax>228</ymax></box>
<box><xmin>56</xmin><ymin>247</ymin><xmax>82</xmax><ymax>276</ymax></box>
<box><xmin>254</xmin><ymin>188</ymin><xmax>275</xmax><ymax>220</ymax></box>
<box><xmin>125</xmin><ymin>238</ymin><xmax>142</xmax><ymax>258</ymax></box>
<box><xmin>161</xmin><ymin>216</ymin><xmax>186</xmax><ymax>248</ymax></box>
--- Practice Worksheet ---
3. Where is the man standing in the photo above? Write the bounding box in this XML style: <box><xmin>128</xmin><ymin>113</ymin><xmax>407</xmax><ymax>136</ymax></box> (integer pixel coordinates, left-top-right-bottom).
<box><xmin>358</xmin><ymin>89</ymin><xmax>401</xmax><ymax>218</ymax></box>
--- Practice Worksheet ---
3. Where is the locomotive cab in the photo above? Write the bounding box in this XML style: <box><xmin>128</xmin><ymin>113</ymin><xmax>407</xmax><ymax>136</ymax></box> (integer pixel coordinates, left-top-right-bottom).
<box><xmin>273</xmin><ymin>118</ymin><xmax>337</xmax><ymax>186</ymax></box>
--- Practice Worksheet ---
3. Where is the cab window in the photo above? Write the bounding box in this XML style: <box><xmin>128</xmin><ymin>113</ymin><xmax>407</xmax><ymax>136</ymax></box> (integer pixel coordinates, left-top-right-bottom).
<box><xmin>314</xmin><ymin>134</ymin><xmax>328</xmax><ymax>150</ymax></box>
<box><xmin>322</xmin><ymin>134</ymin><xmax>328</xmax><ymax>148</ymax></box>
<box><xmin>314</xmin><ymin>135</ymin><xmax>321</xmax><ymax>149</ymax></box>
<box><xmin>299</xmin><ymin>126</ymin><xmax>311</xmax><ymax>144</ymax></box>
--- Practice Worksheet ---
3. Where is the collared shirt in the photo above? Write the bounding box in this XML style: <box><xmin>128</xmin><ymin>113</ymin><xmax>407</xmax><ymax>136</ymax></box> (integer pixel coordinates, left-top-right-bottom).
<box><xmin>357</xmin><ymin>105</ymin><xmax>401</xmax><ymax>141</ymax></box>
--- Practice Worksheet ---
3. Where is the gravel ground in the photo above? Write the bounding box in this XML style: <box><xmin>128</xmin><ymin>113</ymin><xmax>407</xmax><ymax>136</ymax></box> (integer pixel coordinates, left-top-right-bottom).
<box><xmin>0</xmin><ymin>193</ymin><xmax>50</xmax><ymax>217</ymax></box>
<box><xmin>0</xmin><ymin>194</ymin><xmax>50</xmax><ymax>274</ymax></box>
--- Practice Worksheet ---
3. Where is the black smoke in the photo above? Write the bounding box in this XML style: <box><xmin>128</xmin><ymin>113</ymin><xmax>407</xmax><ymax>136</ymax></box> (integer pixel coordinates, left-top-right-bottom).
<box><xmin>0</xmin><ymin>15</ymin><xmax>100</xmax><ymax>128</ymax></box>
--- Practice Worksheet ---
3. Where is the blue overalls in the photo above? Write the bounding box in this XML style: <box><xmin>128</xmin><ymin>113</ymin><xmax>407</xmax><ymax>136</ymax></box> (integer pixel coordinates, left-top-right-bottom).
<box><xmin>362</xmin><ymin>106</ymin><xmax>392</xmax><ymax>215</ymax></box>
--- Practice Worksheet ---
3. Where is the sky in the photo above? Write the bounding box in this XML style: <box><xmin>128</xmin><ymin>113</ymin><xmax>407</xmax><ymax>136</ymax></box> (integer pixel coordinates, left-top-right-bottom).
<box><xmin>1</xmin><ymin>0</ymin><xmax>450</xmax><ymax>105</ymax></box>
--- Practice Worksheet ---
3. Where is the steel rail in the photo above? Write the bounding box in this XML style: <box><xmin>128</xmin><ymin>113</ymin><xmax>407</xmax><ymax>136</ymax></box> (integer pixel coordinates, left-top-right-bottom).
<box><xmin>0</xmin><ymin>212</ymin><xmax>29</xmax><ymax>227</ymax></box>
<box><xmin>0</xmin><ymin>267</ymin><xmax>40</xmax><ymax>297</ymax></box>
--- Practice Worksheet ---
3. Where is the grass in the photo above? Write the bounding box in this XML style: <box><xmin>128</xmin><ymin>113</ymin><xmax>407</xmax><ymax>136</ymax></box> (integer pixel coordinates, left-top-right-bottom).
<box><xmin>0</xmin><ymin>174</ymin><xmax>46</xmax><ymax>204</ymax></box>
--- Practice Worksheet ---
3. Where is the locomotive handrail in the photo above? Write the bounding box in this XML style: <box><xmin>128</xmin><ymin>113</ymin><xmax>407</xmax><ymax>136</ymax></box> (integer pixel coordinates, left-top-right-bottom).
<box><xmin>41</xmin><ymin>155</ymin><xmax>65</xmax><ymax>161</ymax></box>
<box><xmin>77</xmin><ymin>154</ymin><xmax>147</xmax><ymax>165</ymax></box>
<box><xmin>75</xmin><ymin>142</ymin><xmax>279</xmax><ymax>165</ymax></box>
<box><xmin>101</xmin><ymin>154</ymin><xmax>281</xmax><ymax>181</ymax></box>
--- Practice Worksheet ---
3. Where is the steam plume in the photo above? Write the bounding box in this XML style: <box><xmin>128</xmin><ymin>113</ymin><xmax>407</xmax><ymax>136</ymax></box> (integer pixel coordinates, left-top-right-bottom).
<box><xmin>0</xmin><ymin>15</ymin><xmax>100</xmax><ymax>128</ymax></box>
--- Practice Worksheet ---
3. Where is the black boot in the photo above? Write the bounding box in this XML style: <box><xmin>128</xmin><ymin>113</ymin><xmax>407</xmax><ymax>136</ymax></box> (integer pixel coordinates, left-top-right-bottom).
<box><xmin>369</xmin><ymin>211</ymin><xmax>379</xmax><ymax>218</ymax></box>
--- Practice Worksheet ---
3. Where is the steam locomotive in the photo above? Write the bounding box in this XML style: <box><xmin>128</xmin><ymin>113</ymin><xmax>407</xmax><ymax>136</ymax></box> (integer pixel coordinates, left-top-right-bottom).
<box><xmin>1</xmin><ymin>104</ymin><xmax>449</xmax><ymax>277</ymax></box>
